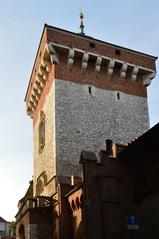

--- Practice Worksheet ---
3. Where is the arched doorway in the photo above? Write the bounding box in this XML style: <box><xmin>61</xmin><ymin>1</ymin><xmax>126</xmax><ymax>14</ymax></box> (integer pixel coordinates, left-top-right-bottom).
<box><xmin>19</xmin><ymin>224</ymin><xmax>25</xmax><ymax>239</ymax></box>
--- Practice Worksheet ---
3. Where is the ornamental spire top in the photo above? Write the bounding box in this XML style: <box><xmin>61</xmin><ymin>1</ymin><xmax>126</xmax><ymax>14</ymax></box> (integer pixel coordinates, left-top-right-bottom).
<box><xmin>79</xmin><ymin>0</ymin><xmax>85</xmax><ymax>35</ymax></box>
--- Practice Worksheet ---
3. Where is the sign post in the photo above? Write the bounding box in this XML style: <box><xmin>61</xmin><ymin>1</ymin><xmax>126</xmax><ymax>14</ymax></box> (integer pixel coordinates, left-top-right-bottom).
<box><xmin>127</xmin><ymin>215</ymin><xmax>139</xmax><ymax>230</ymax></box>
<box><xmin>127</xmin><ymin>215</ymin><xmax>139</xmax><ymax>239</ymax></box>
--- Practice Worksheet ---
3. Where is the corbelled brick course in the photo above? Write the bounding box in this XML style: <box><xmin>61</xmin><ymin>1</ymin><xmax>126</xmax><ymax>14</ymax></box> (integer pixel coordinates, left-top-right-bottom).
<box><xmin>47</xmin><ymin>26</ymin><xmax>156</xmax><ymax>70</ymax></box>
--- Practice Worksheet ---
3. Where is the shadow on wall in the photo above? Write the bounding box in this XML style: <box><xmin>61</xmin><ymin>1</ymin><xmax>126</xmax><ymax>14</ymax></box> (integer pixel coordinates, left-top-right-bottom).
<box><xmin>18</xmin><ymin>224</ymin><xmax>25</xmax><ymax>239</ymax></box>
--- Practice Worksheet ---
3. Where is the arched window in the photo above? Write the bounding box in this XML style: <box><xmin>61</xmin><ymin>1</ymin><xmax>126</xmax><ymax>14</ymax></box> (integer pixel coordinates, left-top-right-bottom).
<box><xmin>39</xmin><ymin>111</ymin><xmax>45</xmax><ymax>153</ymax></box>
<box><xmin>19</xmin><ymin>224</ymin><xmax>25</xmax><ymax>239</ymax></box>
<box><xmin>76</xmin><ymin>197</ymin><xmax>80</xmax><ymax>209</ymax></box>
<box><xmin>36</xmin><ymin>179</ymin><xmax>44</xmax><ymax>195</ymax></box>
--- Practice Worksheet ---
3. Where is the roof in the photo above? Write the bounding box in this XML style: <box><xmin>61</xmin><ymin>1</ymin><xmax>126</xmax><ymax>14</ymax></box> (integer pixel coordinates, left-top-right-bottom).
<box><xmin>80</xmin><ymin>150</ymin><xmax>98</xmax><ymax>163</ymax></box>
<box><xmin>65</xmin><ymin>184</ymin><xmax>82</xmax><ymax>198</ymax></box>
<box><xmin>18</xmin><ymin>180</ymin><xmax>33</xmax><ymax>206</ymax></box>
<box><xmin>118</xmin><ymin>122</ymin><xmax>159</xmax><ymax>159</ymax></box>
<box><xmin>0</xmin><ymin>216</ymin><xmax>7</xmax><ymax>223</ymax></box>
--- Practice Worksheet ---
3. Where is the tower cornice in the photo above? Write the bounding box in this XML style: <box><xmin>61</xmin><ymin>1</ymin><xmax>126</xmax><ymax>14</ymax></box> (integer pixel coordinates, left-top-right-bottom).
<box><xmin>25</xmin><ymin>24</ymin><xmax>157</xmax><ymax>119</ymax></box>
<box><xmin>45</xmin><ymin>24</ymin><xmax>157</xmax><ymax>60</ymax></box>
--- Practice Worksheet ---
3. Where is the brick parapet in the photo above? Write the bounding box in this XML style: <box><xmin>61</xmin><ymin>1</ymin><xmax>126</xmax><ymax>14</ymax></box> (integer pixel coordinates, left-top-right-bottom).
<box><xmin>25</xmin><ymin>25</ymin><xmax>157</xmax><ymax>119</ymax></box>
<box><xmin>55</xmin><ymin>50</ymin><xmax>147</xmax><ymax>97</ymax></box>
<box><xmin>47</xmin><ymin>26</ymin><xmax>156</xmax><ymax>70</ymax></box>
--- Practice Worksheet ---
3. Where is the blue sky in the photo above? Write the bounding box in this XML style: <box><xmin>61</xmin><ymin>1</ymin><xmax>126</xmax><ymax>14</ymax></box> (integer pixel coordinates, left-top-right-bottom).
<box><xmin>0</xmin><ymin>0</ymin><xmax>159</xmax><ymax>221</ymax></box>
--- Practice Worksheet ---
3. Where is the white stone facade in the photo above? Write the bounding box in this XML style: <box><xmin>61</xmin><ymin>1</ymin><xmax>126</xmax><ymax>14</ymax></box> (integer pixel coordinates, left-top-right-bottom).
<box><xmin>33</xmin><ymin>78</ymin><xmax>149</xmax><ymax>193</ymax></box>
<box><xmin>55</xmin><ymin>79</ymin><xmax>149</xmax><ymax>177</ymax></box>
<box><xmin>33</xmin><ymin>81</ymin><xmax>56</xmax><ymax>196</ymax></box>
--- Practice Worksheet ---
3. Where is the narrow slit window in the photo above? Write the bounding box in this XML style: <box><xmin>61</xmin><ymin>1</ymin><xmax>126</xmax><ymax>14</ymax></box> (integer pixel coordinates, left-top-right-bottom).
<box><xmin>117</xmin><ymin>92</ymin><xmax>120</xmax><ymax>100</ymax></box>
<box><xmin>115</xmin><ymin>49</ymin><xmax>121</xmax><ymax>56</ymax></box>
<box><xmin>88</xmin><ymin>86</ymin><xmax>92</xmax><ymax>95</ymax></box>
<box><xmin>39</xmin><ymin>111</ymin><xmax>45</xmax><ymax>153</ymax></box>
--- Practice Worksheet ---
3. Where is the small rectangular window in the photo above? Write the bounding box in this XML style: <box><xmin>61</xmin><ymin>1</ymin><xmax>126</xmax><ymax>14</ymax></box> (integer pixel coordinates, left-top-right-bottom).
<box><xmin>89</xmin><ymin>42</ymin><xmax>96</xmax><ymax>48</ymax></box>
<box><xmin>115</xmin><ymin>49</ymin><xmax>121</xmax><ymax>56</ymax></box>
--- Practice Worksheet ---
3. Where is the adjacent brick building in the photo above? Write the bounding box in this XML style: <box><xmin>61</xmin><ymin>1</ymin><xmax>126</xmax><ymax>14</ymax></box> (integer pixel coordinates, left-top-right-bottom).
<box><xmin>16</xmin><ymin>24</ymin><xmax>158</xmax><ymax>238</ymax></box>
<box><xmin>66</xmin><ymin>123</ymin><xmax>159</xmax><ymax>239</ymax></box>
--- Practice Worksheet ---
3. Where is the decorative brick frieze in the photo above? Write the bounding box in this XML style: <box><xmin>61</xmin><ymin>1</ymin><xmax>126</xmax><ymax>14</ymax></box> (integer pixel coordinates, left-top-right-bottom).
<box><xmin>107</xmin><ymin>59</ymin><xmax>115</xmax><ymax>77</ymax></box>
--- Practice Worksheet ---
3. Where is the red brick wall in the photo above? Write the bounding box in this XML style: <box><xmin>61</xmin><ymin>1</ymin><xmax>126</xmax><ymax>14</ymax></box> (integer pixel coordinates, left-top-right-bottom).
<box><xmin>47</xmin><ymin>27</ymin><xmax>156</xmax><ymax>70</ymax></box>
<box><xmin>59</xmin><ymin>184</ymin><xmax>74</xmax><ymax>239</ymax></box>
<box><xmin>67</xmin><ymin>188</ymin><xmax>83</xmax><ymax>239</ymax></box>
<box><xmin>16</xmin><ymin>208</ymin><xmax>53</xmax><ymax>239</ymax></box>
<box><xmin>32</xmin><ymin>65</ymin><xmax>55</xmax><ymax>125</ymax></box>
<box><xmin>25</xmin><ymin>28</ymin><xmax>48</xmax><ymax>106</ymax></box>
<box><xmin>80</xmin><ymin>154</ymin><xmax>138</xmax><ymax>239</ymax></box>
<box><xmin>55</xmin><ymin>50</ymin><xmax>147</xmax><ymax>97</ymax></box>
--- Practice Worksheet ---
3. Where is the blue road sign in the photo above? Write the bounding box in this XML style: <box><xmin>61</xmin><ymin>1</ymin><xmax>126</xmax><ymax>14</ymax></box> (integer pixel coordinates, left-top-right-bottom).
<box><xmin>127</xmin><ymin>215</ymin><xmax>139</xmax><ymax>230</ymax></box>
<box><xmin>127</xmin><ymin>215</ymin><xmax>139</xmax><ymax>225</ymax></box>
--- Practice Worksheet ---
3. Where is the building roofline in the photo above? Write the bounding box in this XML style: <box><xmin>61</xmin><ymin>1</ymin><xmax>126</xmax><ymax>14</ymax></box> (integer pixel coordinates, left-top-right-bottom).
<box><xmin>118</xmin><ymin>122</ymin><xmax>159</xmax><ymax>157</ymax></box>
<box><xmin>24</xmin><ymin>24</ymin><xmax>47</xmax><ymax>101</ymax></box>
<box><xmin>46</xmin><ymin>24</ymin><xmax>158</xmax><ymax>60</ymax></box>
<box><xmin>25</xmin><ymin>23</ymin><xmax>158</xmax><ymax>101</ymax></box>
<box><xmin>65</xmin><ymin>184</ymin><xmax>82</xmax><ymax>197</ymax></box>
<box><xmin>0</xmin><ymin>216</ymin><xmax>8</xmax><ymax>223</ymax></box>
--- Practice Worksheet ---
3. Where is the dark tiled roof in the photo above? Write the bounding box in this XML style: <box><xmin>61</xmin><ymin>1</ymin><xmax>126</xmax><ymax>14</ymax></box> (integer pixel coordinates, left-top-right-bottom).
<box><xmin>0</xmin><ymin>216</ymin><xmax>7</xmax><ymax>223</ymax></box>
<box><xmin>119</xmin><ymin>122</ymin><xmax>159</xmax><ymax>158</ymax></box>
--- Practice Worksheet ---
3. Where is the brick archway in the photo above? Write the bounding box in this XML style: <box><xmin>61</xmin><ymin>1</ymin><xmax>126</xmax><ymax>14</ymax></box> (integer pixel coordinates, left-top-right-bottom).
<box><xmin>18</xmin><ymin>224</ymin><xmax>25</xmax><ymax>239</ymax></box>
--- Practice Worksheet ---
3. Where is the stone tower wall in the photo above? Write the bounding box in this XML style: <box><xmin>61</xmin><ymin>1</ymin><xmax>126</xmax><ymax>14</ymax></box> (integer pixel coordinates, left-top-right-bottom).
<box><xmin>33</xmin><ymin>77</ymin><xmax>149</xmax><ymax>193</ymax></box>
<box><xmin>55</xmin><ymin>78</ymin><xmax>149</xmax><ymax>177</ymax></box>
<box><xmin>33</xmin><ymin>81</ymin><xmax>56</xmax><ymax>196</ymax></box>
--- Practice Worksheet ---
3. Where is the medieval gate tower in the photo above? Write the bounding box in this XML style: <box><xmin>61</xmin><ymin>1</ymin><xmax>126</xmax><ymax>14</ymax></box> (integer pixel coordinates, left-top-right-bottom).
<box><xmin>25</xmin><ymin>24</ymin><xmax>156</xmax><ymax>197</ymax></box>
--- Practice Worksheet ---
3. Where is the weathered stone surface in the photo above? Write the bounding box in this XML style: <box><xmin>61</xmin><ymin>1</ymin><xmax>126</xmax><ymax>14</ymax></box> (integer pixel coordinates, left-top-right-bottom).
<box><xmin>33</xmin><ymin>77</ymin><xmax>149</xmax><ymax>193</ymax></box>
<box><xmin>55</xmin><ymin>79</ymin><xmax>149</xmax><ymax>177</ymax></box>
<box><xmin>33</xmin><ymin>81</ymin><xmax>56</xmax><ymax>196</ymax></box>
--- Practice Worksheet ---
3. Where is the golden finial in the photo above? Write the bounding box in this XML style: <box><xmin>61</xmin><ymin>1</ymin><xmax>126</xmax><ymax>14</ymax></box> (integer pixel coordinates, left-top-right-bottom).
<box><xmin>79</xmin><ymin>0</ymin><xmax>85</xmax><ymax>35</ymax></box>
<box><xmin>80</xmin><ymin>11</ymin><xmax>84</xmax><ymax>20</ymax></box>
<box><xmin>79</xmin><ymin>11</ymin><xmax>85</xmax><ymax>35</ymax></box>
